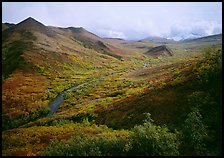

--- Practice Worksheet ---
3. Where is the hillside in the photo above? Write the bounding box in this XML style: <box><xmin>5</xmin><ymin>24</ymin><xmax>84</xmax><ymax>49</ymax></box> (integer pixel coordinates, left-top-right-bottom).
<box><xmin>2</xmin><ymin>17</ymin><xmax>222</xmax><ymax>156</ymax></box>
<box><xmin>144</xmin><ymin>45</ymin><xmax>173</xmax><ymax>57</ymax></box>
<box><xmin>2</xmin><ymin>17</ymin><xmax>146</xmax><ymax>130</ymax></box>
<box><xmin>181</xmin><ymin>33</ymin><xmax>222</xmax><ymax>43</ymax></box>
<box><xmin>2</xmin><ymin>22</ymin><xmax>15</xmax><ymax>31</ymax></box>
<box><xmin>2</xmin><ymin>17</ymin><xmax>142</xmax><ymax>79</ymax></box>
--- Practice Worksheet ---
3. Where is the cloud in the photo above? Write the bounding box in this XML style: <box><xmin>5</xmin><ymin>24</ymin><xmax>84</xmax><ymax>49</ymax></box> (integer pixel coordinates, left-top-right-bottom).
<box><xmin>2</xmin><ymin>2</ymin><xmax>222</xmax><ymax>40</ymax></box>
<box><xmin>168</xmin><ymin>19</ymin><xmax>222</xmax><ymax>41</ymax></box>
<box><xmin>93</xmin><ymin>29</ymin><xmax>126</xmax><ymax>39</ymax></box>
<box><xmin>107</xmin><ymin>30</ymin><xmax>126</xmax><ymax>39</ymax></box>
<box><xmin>212</xmin><ymin>26</ymin><xmax>222</xmax><ymax>34</ymax></box>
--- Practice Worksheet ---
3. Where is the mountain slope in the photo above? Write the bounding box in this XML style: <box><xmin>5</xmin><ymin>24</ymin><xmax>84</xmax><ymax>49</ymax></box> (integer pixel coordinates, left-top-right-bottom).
<box><xmin>61</xmin><ymin>27</ymin><xmax>128</xmax><ymax>59</ymax></box>
<box><xmin>2</xmin><ymin>23</ymin><xmax>15</xmax><ymax>31</ymax></box>
<box><xmin>144</xmin><ymin>45</ymin><xmax>173</xmax><ymax>57</ymax></box>
<box><xmin>2</xmin><ymin>17</ymin><xmax>136</xmax><ymax>80</ymax></box>
<box><xmin>181</xmin><ymin>33</ymin><xmax>222</xmax><ymax>43</ymax></box>
<box><xmin>2</xmin><ymin>17</ymin><xmax>144</xmax><ymax>131</ymax></box>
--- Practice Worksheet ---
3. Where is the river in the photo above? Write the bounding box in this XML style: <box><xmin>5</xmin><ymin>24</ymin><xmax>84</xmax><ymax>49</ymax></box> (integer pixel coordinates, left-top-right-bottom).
<box><xmin>47</xmin><ymin>83</ymin><xmax>87</xmax><ymax>116</ymax></box>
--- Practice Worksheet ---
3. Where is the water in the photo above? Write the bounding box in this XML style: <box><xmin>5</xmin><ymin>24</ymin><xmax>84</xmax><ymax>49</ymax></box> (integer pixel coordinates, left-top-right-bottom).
<box><xmin>67</xmin><ymin>83</ymin><xmax>86</xmax><ymax>91</ymax></box>
<box><xmin>47</xmin><ymin>83</ymin><xmax>87</xmax><ymax>116</ymax></box>
<box><xmin>47</xmin><ymin>93</ymin><xmax>65</xmax><ymax>116</ymax></box>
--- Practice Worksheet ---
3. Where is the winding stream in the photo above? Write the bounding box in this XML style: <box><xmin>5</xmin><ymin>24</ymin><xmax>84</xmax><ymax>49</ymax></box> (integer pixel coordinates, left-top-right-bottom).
<box><xmin>47</xmin><ymin>63</ymin><xmax>149</xmax><ymax>116</ymax></box>
<box><xmin>47</xmin><ymin>83</ymin><xmax>87</xmax><ymax>116</ymax></box>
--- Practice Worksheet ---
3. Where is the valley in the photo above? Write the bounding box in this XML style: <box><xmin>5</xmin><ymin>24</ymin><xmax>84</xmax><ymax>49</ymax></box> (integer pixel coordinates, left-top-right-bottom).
<box><xmin>2</xmin><ymin>17</ymin><xmax>222</xmax><ymax>156</ymax></box>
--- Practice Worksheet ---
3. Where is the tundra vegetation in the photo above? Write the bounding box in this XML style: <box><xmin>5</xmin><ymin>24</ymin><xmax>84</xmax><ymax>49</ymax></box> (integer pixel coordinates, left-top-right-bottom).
<box><xmin>2</xmin><ymin>18</ymin><xmax>222</xmax><ymax>156</ymax></box>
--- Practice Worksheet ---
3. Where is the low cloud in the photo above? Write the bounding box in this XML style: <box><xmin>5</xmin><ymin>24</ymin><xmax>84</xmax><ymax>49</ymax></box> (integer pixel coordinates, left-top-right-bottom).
<box><xmin>2</xmin><ymin>2</ymin><xmax>222</xmax><ymax>41</ymax></box>
<box><xmin>105</xmin><ymin>30</ymin><xmax>126</xmax><ymax>39</ymax></box>
<box><xmin>93</xmin><ymin>29</ymin><xmax>126</xmax><ymax>39</ymax></box>
<box><xmin>168</xmin><ymin>20</ymin><xmax>222</xmax><ymax>41</ymax></box>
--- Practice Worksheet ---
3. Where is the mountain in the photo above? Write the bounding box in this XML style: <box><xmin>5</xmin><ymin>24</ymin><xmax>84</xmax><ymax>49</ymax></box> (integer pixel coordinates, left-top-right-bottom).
<box><xmin>103</xmin><ymin>37</ymin><xmax>125</xmax><ymax>41</ymax></box>
<box><xmin>179</xmin><ymin>33</ymin><xmax>203</xmax><ymax>41</ymax></box>
<box><xmin>2</xmin><ymin>23</ymin><xmax>8</xmax><ymax>31</ymax></box>
<box><xmin>2</xmin><ymin>22</ymin><xmax>15</xmax><ymax>31</ymax></box>
<box><xmin>16</xmin><ymin>17</ymin><xmax>46</xmax><ymax>29</ymax></box>
<box><xmin>2</xmin><ymin>17</ymin><xmax>137</xmax><ymax>80</ymax></box>
<box><xmin>61</xmin><ymin>27</ymin><xmax>126</xmax><ymax>59</ymax></box>
<box><xmin>139</xmin><ymin>36</ymin><xmax>175</xmax><ymax>44</ymax></box>
<box><xmin>15</xmin><ymin>17</ymin><xmax>56</xmax><ymax>37</ymax></box>
<box><xmin>2</xmin><ymin>17</ymin><xmax>146</xmax><ymax>132</ymax></box>
<box><xmin>180</xmin><ymin>33</ymin><xmax>222</xmax><ymax>43</ymax></box>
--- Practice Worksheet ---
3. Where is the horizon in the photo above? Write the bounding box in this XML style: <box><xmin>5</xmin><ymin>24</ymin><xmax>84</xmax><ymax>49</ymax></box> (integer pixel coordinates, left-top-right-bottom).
<box><xmin>3</xmin><ymin>16</ymin><xmax>222</xmax><ymax>42</ymax></box>
<box><xmin>2</xmin><ymin>2</ymin><xmax>222</xmax><ymax>41</ymax></box>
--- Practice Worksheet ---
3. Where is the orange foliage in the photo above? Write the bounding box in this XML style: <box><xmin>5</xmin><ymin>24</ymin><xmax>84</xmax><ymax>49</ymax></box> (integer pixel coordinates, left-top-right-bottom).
<box><xmin>2</xmin><ymin>69</ymin><xmax>48</xmax><ymax>120</ymax></box>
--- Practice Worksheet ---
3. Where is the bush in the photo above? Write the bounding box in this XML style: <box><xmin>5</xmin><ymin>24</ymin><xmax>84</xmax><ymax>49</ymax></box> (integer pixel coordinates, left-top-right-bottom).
<box><xmin>187</xmin><ymin>91</ymin><xmax>214</xmax><ymax>109</ymax></box>
<box><xmin>181</xmin><ymin>47</ymin><xmax>222</xmax><ymax>155</ymax></box>
<box><xmin>40</xmin><ymin>134</ymin><xmax>129</xmax><ymax>156</ymax></box>
<box><xmin>128</xmin><ymin>113</ymin><xmax>180</xmax><ymax>156</ymax></box>
<box><xmin>2</xmin><ymin>106</ymin><xmax>51</xmax><ymax>131</ymax></box>
<box><xmin>193</xmin><ymin>47</ymin><xmax>222</xmax><ymax>87</ymax></box>
<box><xmin>182</xmin><ymin>108</ymin><xmax>209</xmax><ymax>155</ymax></box>
<box><xmin>40</xmin><ymin>113</ymin><xmax>180</xmax><ymax>156</ymax></box>
<box><xmin>50</xmin><ymin>119</ymin><xmax>73</xmax><ymax>126</ymax></box>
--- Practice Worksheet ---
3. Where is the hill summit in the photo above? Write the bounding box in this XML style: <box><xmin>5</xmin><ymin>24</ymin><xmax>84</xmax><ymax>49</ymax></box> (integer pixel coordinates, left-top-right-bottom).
<box><xmin>16</xmin><ymin>17</ymin><xmax>46</xmax><ymax>29</ymax></box>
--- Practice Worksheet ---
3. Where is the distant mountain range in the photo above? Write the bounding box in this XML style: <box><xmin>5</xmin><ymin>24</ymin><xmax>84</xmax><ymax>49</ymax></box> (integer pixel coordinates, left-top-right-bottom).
<box><xmin>138</xmin><ymin>36</ymin><xmax>175</xmax><ymax>44</ymax></box>
<box><xmin>139</xmin><ymin>33</ymin><xmax>222</xmax><ymax>43</ymax></box>
<box><xmin>179</xmin><ymin>33</ymin><xmax>222</xmax><ymax>43</ymax></box>
<box><xmin>178</xmin><ymin>33</ymin><xmax>204</xmax><ymax>41</ymax></box>
<box><xmin>2</xmin><ymin>19</ymin><xmax>222</xmax><ymax>43</ymax></box>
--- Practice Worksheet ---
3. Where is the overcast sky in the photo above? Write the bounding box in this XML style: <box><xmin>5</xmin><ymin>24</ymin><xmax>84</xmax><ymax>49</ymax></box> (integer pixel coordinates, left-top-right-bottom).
<box><xmin>2</xmin><ymin>2</ymin><xmax>222</xmax><ymax>40</ymax></box>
